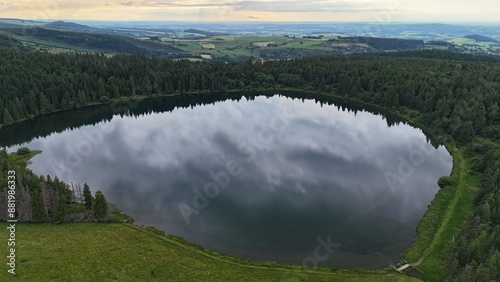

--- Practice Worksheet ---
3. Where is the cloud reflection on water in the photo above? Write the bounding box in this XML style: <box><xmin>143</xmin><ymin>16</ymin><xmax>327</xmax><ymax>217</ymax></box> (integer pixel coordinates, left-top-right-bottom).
<box><xmin>18</xmin><ymin>95</ymin><xmax>452</xmax><ymax>268</ymax></box>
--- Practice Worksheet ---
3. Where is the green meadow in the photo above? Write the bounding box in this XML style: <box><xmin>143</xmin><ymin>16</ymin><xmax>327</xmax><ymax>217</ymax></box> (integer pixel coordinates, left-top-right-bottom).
<box><xmin>0</xmin><ymin>223</ymin><xmax>418</xmax><ymax>281</ymax></box>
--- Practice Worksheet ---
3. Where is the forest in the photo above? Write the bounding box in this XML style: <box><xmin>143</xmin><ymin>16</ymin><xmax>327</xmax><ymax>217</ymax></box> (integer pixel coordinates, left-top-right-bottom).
<box><xmin>0</xmin><ymin>147</ymin><xmax>109</xmax><ymax>222</ymax></box>
<box><xmin>0</xmin><ymin>48</ymin><xmax>498</xmax><ymax>141</ymax></box>
<box><xmin>445</xmin><ymin>140</ymin><xmax>500</xmax><ymax>281</ymax></box>
<box><xmin>0</xmin><ymin>47</ymin><xmax>499</xmax><ymax>281</ymax></box>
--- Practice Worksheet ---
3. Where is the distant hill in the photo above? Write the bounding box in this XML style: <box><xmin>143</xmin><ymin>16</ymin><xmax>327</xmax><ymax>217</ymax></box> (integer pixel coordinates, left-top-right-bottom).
<box><xmin>464</xmin><ymin>34</ymin><xmax>498</xmax><ymax>43</ymax></box>
<box><xmin>184</xmin><ymin>29</ymin><xmax>229</xmax><ymax>37</ymax></box>
<box><xmin>0</xmin><ymin>33</ymin><xmax>21</xmax><ymax>48</ymax></box>
<box><xmin>0</xmin><ymin>18</ymin><xmax>44</xmax><ymax>28</ymax></box>
<box><xmin>0</xmin><ymin>27</ymin><xmax>186</xmax><ymax>57</ymax></box>
<box><xmin>337</xmin><ymin>36</ymin><xmax>425</xmax><ymax>51</ymax></box>
<box><xmin>44</xmin><ymin>21</ymin><xmax>97</xmax><ymax>33</ymax></box>
<box><xmin>0</xmin><ymin>19</ymin><xmax>176</xmax><ymax>39</ymax></box>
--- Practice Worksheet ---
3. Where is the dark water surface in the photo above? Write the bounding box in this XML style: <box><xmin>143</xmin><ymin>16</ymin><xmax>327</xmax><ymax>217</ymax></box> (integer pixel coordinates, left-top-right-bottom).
<box><xmin>3</xmin><ymin>93</ymin><xmax>452</xmax><ymax>268</ymax></box>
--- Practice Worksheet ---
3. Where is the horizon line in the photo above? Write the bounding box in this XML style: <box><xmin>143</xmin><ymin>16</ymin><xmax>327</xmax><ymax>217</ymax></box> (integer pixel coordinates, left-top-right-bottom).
<box><xmin>2</xmin><ymin>17</ymin><xmax>500</xmax><ymax>25</ymax></box>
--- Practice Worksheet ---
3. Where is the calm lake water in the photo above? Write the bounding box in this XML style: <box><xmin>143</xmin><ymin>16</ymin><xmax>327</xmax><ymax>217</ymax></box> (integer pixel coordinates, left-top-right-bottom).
<box><xmin>3</xmin><ymin>92</ymin><xmax>452</xmax><ymax>268</ymax></box>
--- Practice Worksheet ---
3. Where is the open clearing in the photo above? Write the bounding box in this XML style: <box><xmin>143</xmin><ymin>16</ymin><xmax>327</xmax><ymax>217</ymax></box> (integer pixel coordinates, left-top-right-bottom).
<box><xmin>0</xmin><ymin>223</ymin><xmax>419</xmax><ymax>281</ymax></box>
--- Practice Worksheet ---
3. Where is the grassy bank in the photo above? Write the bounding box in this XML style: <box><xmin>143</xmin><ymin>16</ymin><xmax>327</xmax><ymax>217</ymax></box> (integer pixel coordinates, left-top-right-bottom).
<box><xmin>402</xmin><ymin>142</ymin><xmax>478</xmax><ymax>281</ymax></box>
<box><xmin>7</xmin><ymin>149</ymin><xmax>42</xmax><ymax>170</ymax></box>
<box><xmin>0</xmin><ymin>223</ymin><xmax>418</xmax><ymax>281</ymax></box>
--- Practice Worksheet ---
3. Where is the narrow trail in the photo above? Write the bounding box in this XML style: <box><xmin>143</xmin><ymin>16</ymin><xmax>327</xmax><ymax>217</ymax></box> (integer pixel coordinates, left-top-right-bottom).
<box><xmin>122</xmin><ymin>223</ymin><xmax>404</xmax><ymax>279</ymax></box>
<box><xmin>399</xmin><ymin>141</ymin><xmax>467</xmax><ymax>272</ymax></box>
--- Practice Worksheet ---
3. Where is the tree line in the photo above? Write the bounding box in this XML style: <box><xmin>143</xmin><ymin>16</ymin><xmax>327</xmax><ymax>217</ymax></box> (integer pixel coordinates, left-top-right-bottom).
<box><xmin>0</xmin><ymin>147</ymin><xmax>109</xmax><ymax>222</ymax></box>
<box><xmin>444</xmin><ymin>140</ymin><xmax>500</xmax><ymax>281</ymax></box>
<box><xmin>0</xmin><ymin>48</ymin><xmax>498</xmax><ymax>142</ymax></box>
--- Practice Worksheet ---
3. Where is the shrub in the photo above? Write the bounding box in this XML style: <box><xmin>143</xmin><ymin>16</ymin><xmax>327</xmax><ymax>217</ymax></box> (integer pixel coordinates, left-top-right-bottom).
<box><xmin>16</xmin><ymin>147</ymin><xmax>31</xmax><ymax>155</ymax></box>
<box><xmin>438</xmin><ymin>176</ymin><xmax>454</xmax><ymax>188</ymax></box>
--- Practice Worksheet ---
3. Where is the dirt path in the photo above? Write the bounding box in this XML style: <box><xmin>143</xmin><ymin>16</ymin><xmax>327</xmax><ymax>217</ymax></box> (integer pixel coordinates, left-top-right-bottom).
<box><xmin>123</xmin><ymin>223</ymin><xmax>406</xmax><ymax>279</ymax></box>
<box><xmin>400</xmin><ymin>142</ymin><xmax>467</xmax><ymax>271</ymax></box>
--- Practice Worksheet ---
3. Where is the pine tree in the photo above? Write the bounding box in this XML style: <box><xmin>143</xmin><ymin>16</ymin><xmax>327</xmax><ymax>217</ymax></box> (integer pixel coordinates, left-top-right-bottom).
<box><xmin>93</xmin><ymin>190</ymin><xmax>108</xmax><ymax>219</ymax></box>
<box><xmin>32</xmin><ymin>189</ymin><xmax>46</xmax><ymax>222</ymax></box>
<box><xmin>129</xmin><ymin>75</ymin><xmax>136</xmax><ymax>93</ymax></box>
<box><xmin>24</xmin><ymin>92</ymin><xmax>38</xmax><ymax>115</ymax></box>
<box><xmin>113</xmin><ymin>85</ymin><xmax>120</xmax><ymax>99</ymax></box>
<box><xmin>55</xmin><ymin>192</ymin><xmax>67</xmax><ymax>223</ymax></box>
<box><xmin>77</xmin><ymin>90</ymin><xmax>87</xmax><ymax>106</ymax></box>
<box><xmin>8</xmin><ymin>102</ymin><xmax>20</xmax><ymax>121</ymax></box>
<box><xmin>83</xmin><ymin>183</ymin><xmax>92</xmax><ymax>209</ymax></box>
<box><xmin>2</xmin><ymin>107</ymin><xmax>14</xmax><ymax>125</ymax></box>
<box><xmin>97</xmin><ymin>78</ymin><xmax>107</xmax><ymax>100</ymax></box>
<box><xmin>0</xmin><ymin>149</ymin><xmax>8</xmax><ymax>172</ymax></box>
<box><xmin>38</xmin><ymin>92</ymin><xmax>51</xmax><ymax>114</ymax></box>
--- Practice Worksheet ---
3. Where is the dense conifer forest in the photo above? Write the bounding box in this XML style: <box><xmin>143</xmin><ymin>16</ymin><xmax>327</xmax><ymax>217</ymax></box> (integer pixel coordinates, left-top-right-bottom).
<box><xmin>0</xmin><ymin>47</ymin><xmax>499</xmax><ymax>280</ymax></box>
<box><xmin>0</xmin><ymin>48</ymin><xmax>498</xmax><ymax>141</ymax></box>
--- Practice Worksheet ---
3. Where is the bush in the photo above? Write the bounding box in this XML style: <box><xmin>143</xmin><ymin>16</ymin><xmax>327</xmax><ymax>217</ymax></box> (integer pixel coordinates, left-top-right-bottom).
<box><xmin>16</xmin><ymin>147</ymin><xmax>31</xmax><ymax>155</ymax></box>
<box><xmin>438</xmin><ymin>176</ymin><xmax>454</xmax><ymax>188</ymax></box>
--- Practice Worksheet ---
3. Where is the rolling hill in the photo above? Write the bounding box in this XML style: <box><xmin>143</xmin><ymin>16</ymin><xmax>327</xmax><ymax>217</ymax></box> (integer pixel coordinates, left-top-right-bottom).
<box><xmin>0</xmin><ymin>27</ymin><xmax>188</xmax><ymax>57</ymax></box>
<box><xmin>464</xmin><ymin>34</ymin><xmax>498</xmax><ymax>43</ymax></box>
<box><xmin>43</xmin><ymin>20</ymin><xmax>99</xmax><ymax>33</ymax></box>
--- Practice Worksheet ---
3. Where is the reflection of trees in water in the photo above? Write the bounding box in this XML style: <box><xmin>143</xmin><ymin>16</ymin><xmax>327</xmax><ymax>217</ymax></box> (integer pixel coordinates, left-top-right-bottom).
<box><xmin>0</xmin><ymin>91</ymin><xmax>439</xmax><ymax>148</ymax></box>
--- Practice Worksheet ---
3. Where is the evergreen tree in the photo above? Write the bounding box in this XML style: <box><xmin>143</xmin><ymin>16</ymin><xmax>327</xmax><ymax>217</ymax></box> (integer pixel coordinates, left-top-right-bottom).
<box><xmin>38</xmin><ymin>92</ymin><xmax>51</xmax><ymax>114</ymax></box>
<box><xmin>113</xmin><ymin>85</ymin><xmax>120</xmax><ymax>99</ymax></box>
<box><xmin>2</xmin><ymin>107</ymin><xmax>14</xmax><ymax>125</ymax></box>
<box><xmin>92</xmin><ymin>190</ymin><xmax>108</xmax><ymax>219</ymax></box>
<box><xmin>83</xmin><ymin>183</ymin><xmax>92</xmax><ymax>209</ymax></box>
<box><xmin>0</xmin><ymin>149</ymin><xmax>8</xmax><ymax>172</ymax></box>
<box><xmin>31</xmin><ymin>189</ymin><xmax>46</xmax><ymax>222</ymax></box>
<box><xmin>55</xmin><ymin>192</ymin><xmax>67</xmax><ymax>223</ymax></box>
<box><xmin>97</xmin><ymin>78</ymin><xmax>107</xmax><ymax>100</ymax></box>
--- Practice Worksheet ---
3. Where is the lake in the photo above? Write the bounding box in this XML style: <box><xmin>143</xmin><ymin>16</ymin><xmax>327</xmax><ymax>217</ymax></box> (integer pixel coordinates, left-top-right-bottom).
<box><xmin>2</xmin><ymin>92</ymin><xmax>452</xmax><ymax>268</ymax></box>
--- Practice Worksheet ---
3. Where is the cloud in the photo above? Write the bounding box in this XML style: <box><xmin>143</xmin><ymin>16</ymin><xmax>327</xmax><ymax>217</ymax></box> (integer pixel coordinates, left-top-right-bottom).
<box><xmin>1</xmin><ymin>0</ymin><xmax>500</xmax><ymax>22</ymax></box>
<box><xmin>233</xmin><ymin>0</ymin><xmax>380</xmax><ymax>13</ymax></box>
<box><xmin>0</xmin><ymin>1</ymin><xmax>28</xmax><ymax>11</ymax></box>
<box><xmin>119</xmin><ymin>0</ymin><xmax>233</xmax><ymax>8</ymax></box>
<box><xmin>115</xmin><ymin>0</ymin><xmax>380</xmax><ymax>13</ymax></box>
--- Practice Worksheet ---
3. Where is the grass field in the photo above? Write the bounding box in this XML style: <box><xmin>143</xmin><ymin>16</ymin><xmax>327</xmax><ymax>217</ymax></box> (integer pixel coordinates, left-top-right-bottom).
<box><xmin>171</xmin><ymin>36</ymin><xmax>337</xmax><ymax>59</ymax></box>
<box><xmin>447</xmin><ymin>37</ymin><xmax>497</xmax><ymax>54</ymax></box>
<box><xmin>0</xmin><ymin>223</ymin><xmax>419</xmax><ymax>281</ymax></box>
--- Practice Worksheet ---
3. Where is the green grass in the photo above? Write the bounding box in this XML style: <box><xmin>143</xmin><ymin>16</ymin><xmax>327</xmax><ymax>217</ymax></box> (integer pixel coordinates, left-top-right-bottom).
<box><xmin>171</xmin><ymin>36</ymin><xmax>336</xmax><ymax>60</ymax></box>
<box><xmin>402</xmin><ymin>142</ymin><xmax>478</xmax><ymax>281</ymax></box>
<box><xmin>0</xmin><ymin>223</ymin><xmax>418</xmax><ymax>281</ymax></box>
<box><xmin>423</xmin><ymin>45</ymin><xmax>448</xmax><ymax>50</ymax></box>
<box><xmin>8</xmin><ymin>150</ymin><xmax>42</xmax><ymax>170</ymax></box>
<box><xmin>449</xmin><ymin>38</ymin><xmax>477</xmax><ymax>45</ymax></box>
<box><xmin>447</xmin><ymin>38</ymin><xmax>495</xmax><ymax>53</ymax></box>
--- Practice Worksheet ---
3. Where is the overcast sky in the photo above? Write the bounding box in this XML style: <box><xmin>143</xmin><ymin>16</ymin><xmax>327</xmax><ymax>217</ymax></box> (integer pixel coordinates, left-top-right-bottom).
<box><xmin>1</xmin><ymin>0</ymin><xmax>499</xmax><ymax>22</ymax></box>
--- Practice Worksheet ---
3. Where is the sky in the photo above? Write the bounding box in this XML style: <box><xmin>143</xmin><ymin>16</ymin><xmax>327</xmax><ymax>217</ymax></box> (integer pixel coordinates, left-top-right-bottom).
<box><xmin>0</xmin><ymin>0</ymin><xmax>499</xmax><ymax>22</ymax></box>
